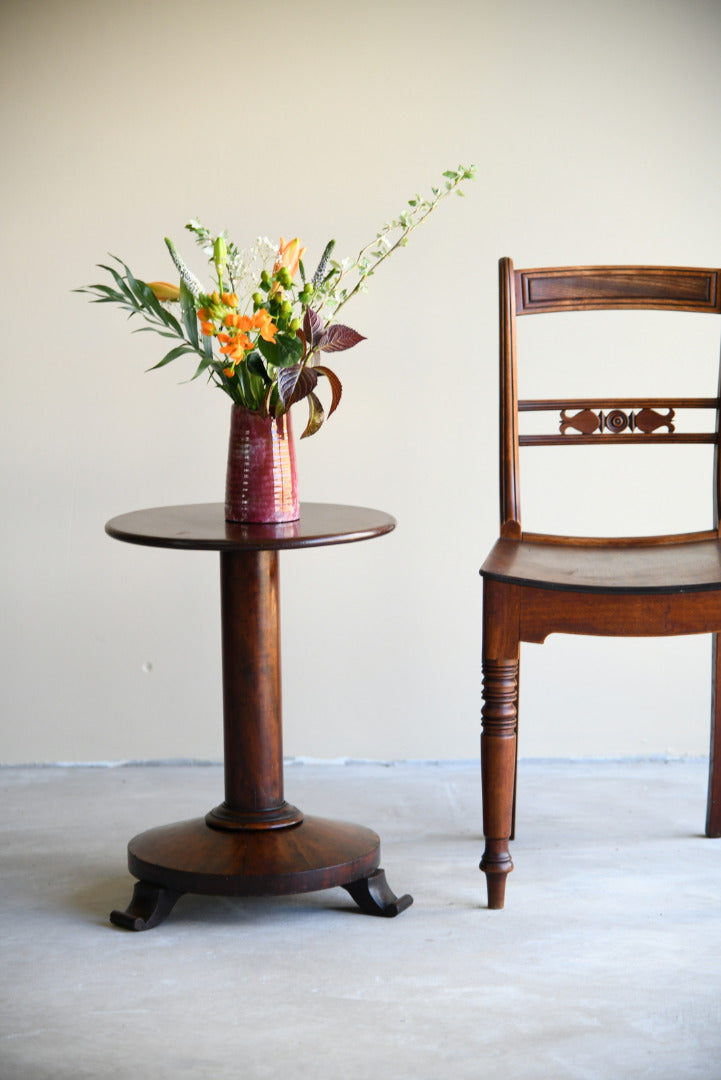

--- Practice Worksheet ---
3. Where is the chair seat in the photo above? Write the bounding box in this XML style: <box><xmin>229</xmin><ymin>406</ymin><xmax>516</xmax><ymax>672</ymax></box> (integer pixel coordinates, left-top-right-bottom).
<box><xmin>481</xmin><ymin>537</ymin><xmax>721</xmax><ymax>594</ymax></box>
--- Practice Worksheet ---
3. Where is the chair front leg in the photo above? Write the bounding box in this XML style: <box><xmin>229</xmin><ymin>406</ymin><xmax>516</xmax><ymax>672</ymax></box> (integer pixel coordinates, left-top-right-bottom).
<box><xmin>480</xmin><ymin>656</ymin><xmax>519</xmax><ymax>908</ymax></box>
<box><xmin>480</xmin><ymin>579</ymin><xmax>521</xmax><ymax>908</ymax></box>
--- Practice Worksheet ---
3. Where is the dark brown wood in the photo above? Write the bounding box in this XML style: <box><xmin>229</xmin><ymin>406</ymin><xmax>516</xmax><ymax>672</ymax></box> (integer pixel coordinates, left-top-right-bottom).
<box><xmin>480</xmin><ymin>259</ymin><xmax>721</xmax><ymax>908</ymax></box>
<box><xmin>343</xmin><ymin>869</ymin><xmax>414</xmax><ymax>917</ymax></box>
<box><xmin>205</xmin><ymin>548</ymin><xmax>303</xmax><ymax>830</ymax></box>
<box><xmin>110</xmin><ymin>881</ymin><xmax>182</xmax><ymax>932</ymax></box>
<box><xmin>105</xmin><ymin>502</ymin><xmax>396</xmax><ymax>552</ymax></box>
<box><xmin>515</xmin><ymin>266</ymin><xmax>721</xmax><ymax>314</ymax></box>
<box><xmin>709</xmin><ymin>635</ymin><xmax>721</xmax><ymax>836</ymax></box>
<box><xmin>106</xmin><ymin>502</ymin><xmax>411</xmax><ymax>928</ymax></box>
<box><xmin>560</xmin><ymin>408</ymin><xmax>602</xmax><ymax>435</ymax></box>
<box><xmin>125</xmin><ymin>816</ymin><xmax>381</xmax><ymax>896</ymax></box>
<box><xmin>519</xmin><ymin>399</ymin><xmax>718</xmax><ymax>446</ymax></box>
<box><xmin>479</xmin><ymin>579</ymin><xmax>521</xmax><ymax>908</ymax></box>
<box><xmin>499</xmin><ymin>258</ymin><xmax>521</xmax><ymax>538</ymax></box>
<box><xmin>479</xmin><ymin>655</ymin><xmax>518</xmax><ymax>909</ymax></box>
<box><xmin>522</xmin><ymin>528</ymin><xmax>719</xmax><ymax>548</ymax></box>
<box><xmin>519</xmin><ymin>398</ymin><xmax>719</xmax><ymax>411</ymax></box>
<box><xmin>520</xmin><ymin>433</ymin><xmax>716</xmax><ymax>446</ymax></box>
<box><xmin>482</xmin><ymin>537</ymin><xmax>721</xmax><ymax>595</ymax></box>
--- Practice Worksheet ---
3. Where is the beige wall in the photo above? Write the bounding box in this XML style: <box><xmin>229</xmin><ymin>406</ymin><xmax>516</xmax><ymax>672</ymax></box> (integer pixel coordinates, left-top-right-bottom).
<box><xmin>2</xmin><ymin>0</ymin><xmax>721</xmax><ymax>763</ymax></box>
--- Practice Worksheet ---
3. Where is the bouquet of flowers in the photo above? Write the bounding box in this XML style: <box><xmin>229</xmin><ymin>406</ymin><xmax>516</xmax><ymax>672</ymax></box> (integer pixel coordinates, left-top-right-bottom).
<box><xmin>79</xmin><ymin>165</ymin><xmax>475</xmax><ymax>438</ymax></box>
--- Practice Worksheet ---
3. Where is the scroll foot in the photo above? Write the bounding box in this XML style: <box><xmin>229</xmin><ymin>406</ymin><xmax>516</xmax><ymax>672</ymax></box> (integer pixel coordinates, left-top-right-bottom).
<box><xmin>343</xmin><ymin>868</ymin><xmax>413</xmax><ymax>917</ymax></box>
<box><xmin>110</xmin><ymin>880</ymin><xmax>182</xmax><ymax>931</ymax></box>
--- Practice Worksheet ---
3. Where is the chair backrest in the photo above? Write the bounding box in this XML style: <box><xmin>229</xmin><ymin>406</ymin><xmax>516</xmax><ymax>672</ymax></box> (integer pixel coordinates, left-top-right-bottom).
<box><xmin>498</xmin><ymin>258</ymin><xmax>721</xmax><ymax>543</ymax></box>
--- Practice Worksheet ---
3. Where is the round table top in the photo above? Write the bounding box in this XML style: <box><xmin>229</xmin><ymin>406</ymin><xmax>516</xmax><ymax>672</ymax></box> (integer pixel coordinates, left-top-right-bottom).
<box><xmin>105</xmin><ymin>502</ymin><xmax>396</xmax><ymax>552</ymax></box>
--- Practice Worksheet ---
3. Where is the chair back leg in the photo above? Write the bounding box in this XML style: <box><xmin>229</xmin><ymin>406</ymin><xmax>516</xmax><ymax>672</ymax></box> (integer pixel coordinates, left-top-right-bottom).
<box><xmin>708</xmin><ymin>634</ymin><xmax>721</xmax><ymax>836</ymax></box>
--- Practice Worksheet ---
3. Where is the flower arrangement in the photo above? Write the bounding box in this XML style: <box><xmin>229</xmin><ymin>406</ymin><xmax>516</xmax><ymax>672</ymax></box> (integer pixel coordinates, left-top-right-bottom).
<box><xmin>79</xmin><ymin>165</ymin><xmax>475</xmax><ymax>438</ymax></box>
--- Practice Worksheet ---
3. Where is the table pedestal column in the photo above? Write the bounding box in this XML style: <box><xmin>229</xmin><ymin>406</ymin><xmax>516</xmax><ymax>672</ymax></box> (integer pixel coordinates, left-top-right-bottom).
<box><xmin>110</xmin><ymin>549</ymin><xmax>412</xmax><ymax>930</ymax></box>
<box><xmin>207</xmin><ymin>549</ymin><xmax>303</xmax><ymax>830</ymax></box>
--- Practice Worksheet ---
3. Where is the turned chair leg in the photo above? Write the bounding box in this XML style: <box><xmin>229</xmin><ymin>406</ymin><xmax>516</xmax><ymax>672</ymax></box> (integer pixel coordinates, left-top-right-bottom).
<box><xmin>480</xmin><ymin>656</ymin><xmax>519</xmax><ymax>909</ymax></box>
<box><xmin>707</xmin><ymin>634</ymin><xmax>721</xmax><ymax>837</ymax></box>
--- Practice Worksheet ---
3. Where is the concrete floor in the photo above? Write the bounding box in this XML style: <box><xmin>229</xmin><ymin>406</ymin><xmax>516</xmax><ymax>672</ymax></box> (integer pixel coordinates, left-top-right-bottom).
<box><xmin>1</xmin><ymin>759</ymin><xmax>720</xmax><ymax>1080</ymax></box>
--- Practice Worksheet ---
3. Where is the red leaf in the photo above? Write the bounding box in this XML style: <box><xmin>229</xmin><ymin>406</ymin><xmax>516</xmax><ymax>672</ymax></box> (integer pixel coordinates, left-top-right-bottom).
<box><xmin>303</xmin><ymin>306</ymin><xmax>324</xmax><ymax>348</ymax></box>
<box><xmin>319</xmin><ymin>322</ymin><xmax>366</xmax><ymax>353</ymax></box>
<box><xmin>277</xmin><ymin>364</ymin><xmax>318</xmax><ymax>408</ymax></box>
<box><xmin>315</xmin><ymin>365</ymin><xmax>343</xmax><ymax>418</ymax></box>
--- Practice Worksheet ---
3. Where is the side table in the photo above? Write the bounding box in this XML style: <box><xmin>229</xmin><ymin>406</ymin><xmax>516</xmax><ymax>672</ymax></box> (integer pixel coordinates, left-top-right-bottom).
<box><xmin>105</xmin><ymin>502</ymin><xmax>412</xmax><ymax>930</ymax></box>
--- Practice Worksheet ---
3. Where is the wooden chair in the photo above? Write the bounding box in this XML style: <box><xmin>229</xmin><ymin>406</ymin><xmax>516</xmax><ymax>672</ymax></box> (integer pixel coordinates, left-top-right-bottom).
<box><xmin>479</xmin><ymin>258</ymin><xmax>721</xmax><ymax>909</ymax></box>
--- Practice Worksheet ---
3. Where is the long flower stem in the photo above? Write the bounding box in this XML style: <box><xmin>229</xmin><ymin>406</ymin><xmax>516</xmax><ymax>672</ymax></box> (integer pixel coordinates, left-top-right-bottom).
<box><xmin>328</xmin><ymin>170</ymin><xmax>469</xmax><ymax>323</ymax></box>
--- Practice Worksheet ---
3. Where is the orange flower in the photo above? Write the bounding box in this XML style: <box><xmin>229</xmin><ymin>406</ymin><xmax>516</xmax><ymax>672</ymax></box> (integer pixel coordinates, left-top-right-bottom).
<box><xmin>213</xmin><ymin>305</ymin><xmax>279</xmax><ymax>377</ymax></box>
<box><xmin>273</xmin><ymin>237</ymin><xmax>305</xmax><ymax>281</ymax></box>
<box><xmin>218</xmin><ymin>330</ymin><xmax>253</xmax><ymax>367</ymax></box>
<box><xmin>222</xmin><ymin>292</ymin><xmax>239</xmax><ymax>308</ymax></box>
<box><xmin>224</xmin><ymin>313</ymin><xmax>252</xmax><ymax>331</ymax></box>
<box><xmin>223</xmin><ymin>309</ymin><xmax>278</xmax><ymax>342</ymax></box>
<box><xmin>148</xmin><ymin>281</ymin><xmax>180</xmax><ymax>301</ymax></box>
<box><xmin>253</xmin><ymin>308</ymin><xmax>277</xmax><ymax>343</ymax></box>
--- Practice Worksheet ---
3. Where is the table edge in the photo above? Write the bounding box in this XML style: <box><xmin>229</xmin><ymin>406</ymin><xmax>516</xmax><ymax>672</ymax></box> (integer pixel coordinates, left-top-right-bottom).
<box><xmin>105</xmin><ymin>502</ymin><xmax>396</xmax><ymax>551</ymax></box>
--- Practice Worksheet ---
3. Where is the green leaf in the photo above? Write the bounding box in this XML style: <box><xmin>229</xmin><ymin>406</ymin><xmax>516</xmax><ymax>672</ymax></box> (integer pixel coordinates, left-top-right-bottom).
<box><xmin>237</xmin><ymin>363</ymin><xmax>265</xmax><ymax>410</ymax></box>
<box><xmin>146</xmin><ymin>343</ymin><xmax>194</xmax><ymax>371</ymax></box>
<box><xmin>257</xmin><ymin>338</ymin><xmax>278</xmax><ymax>367</ymax></box>
<box><xmin>260</xmin><ymin>332</ymin><xmax>304</xmax><ymax>369</ymax></box>
<box><xmin>123</xmin><ymin>262</ymin><xmax>156</xmax><ymax>308</ymax></box>
<box><xmin>83</xmin><ymin>283</ymin><xmax>123</xmax><ymax>301</ymax></box>
<box><xmin>133</xmin><ymin>327</ymin><xmax>183</xmax><ymax>340</ymax></box>
<box><xmin>246</xmin><ymin>350</ymin><xmax>271</xmax><ymax>383</ymax></box>
<box><xmin>99</xmin><ymin>258</ymin><xmax>182</xmax><ymax>335</ymax></box>
<box><xmin>98</xmin><ymin>261</ymin><xmax>134</xmax><ymax>300</ymax></box>
<box><xmin>188</xmin><ymin>356</ymin><xmax>218</xmax><ymax>381</ymax></box>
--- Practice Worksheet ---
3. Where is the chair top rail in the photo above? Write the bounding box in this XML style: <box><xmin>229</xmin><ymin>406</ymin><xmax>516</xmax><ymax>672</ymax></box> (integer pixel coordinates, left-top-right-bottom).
<box><xmin>515</xmin><ymin>265</ymin><xmax>721</xmax><ymax>315</ymax></box>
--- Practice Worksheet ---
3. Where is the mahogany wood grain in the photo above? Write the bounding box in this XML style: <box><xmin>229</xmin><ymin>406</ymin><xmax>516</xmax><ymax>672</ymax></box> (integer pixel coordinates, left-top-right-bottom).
<box><xmin>520</xmin><ymin>433</ymin><xmax>716</xmax><ymax>446</ymax></box>
<box><xmin>479</xmin><ymin>259</ymin><xmax>721</xmax><ymax>909</ymax></box>
<box><xmin>519</xmin><ymin>398</ymin><xmax>719</xmax><ymax>410</ymax></box>
<box><xmin>106</xmin><ymin>502</ymin><xmax>412</xmax><ymax>928</ymax></box>
<box><xmin>482</xmin><ymin>537</ymin><xmax>721</xmax><ymax>594</ymax></box>
<box><xmin>125</xmin><ymin>815</ymin><xmax>381</xmax><ymax>896</ymax></box>
<box><xmin>515</xmin><ymin>265</ymin><xmax>721</xmax><ymax>314</ymax></box>
<box><xmin>710</xmin><ymin>635</ymin><xmax>721</xmax><ymax>837</ymax></box>
<box><xmin>105</xmin><ymin>501</ymin><xmax>396</xmax><ymax>551</ymax></box>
